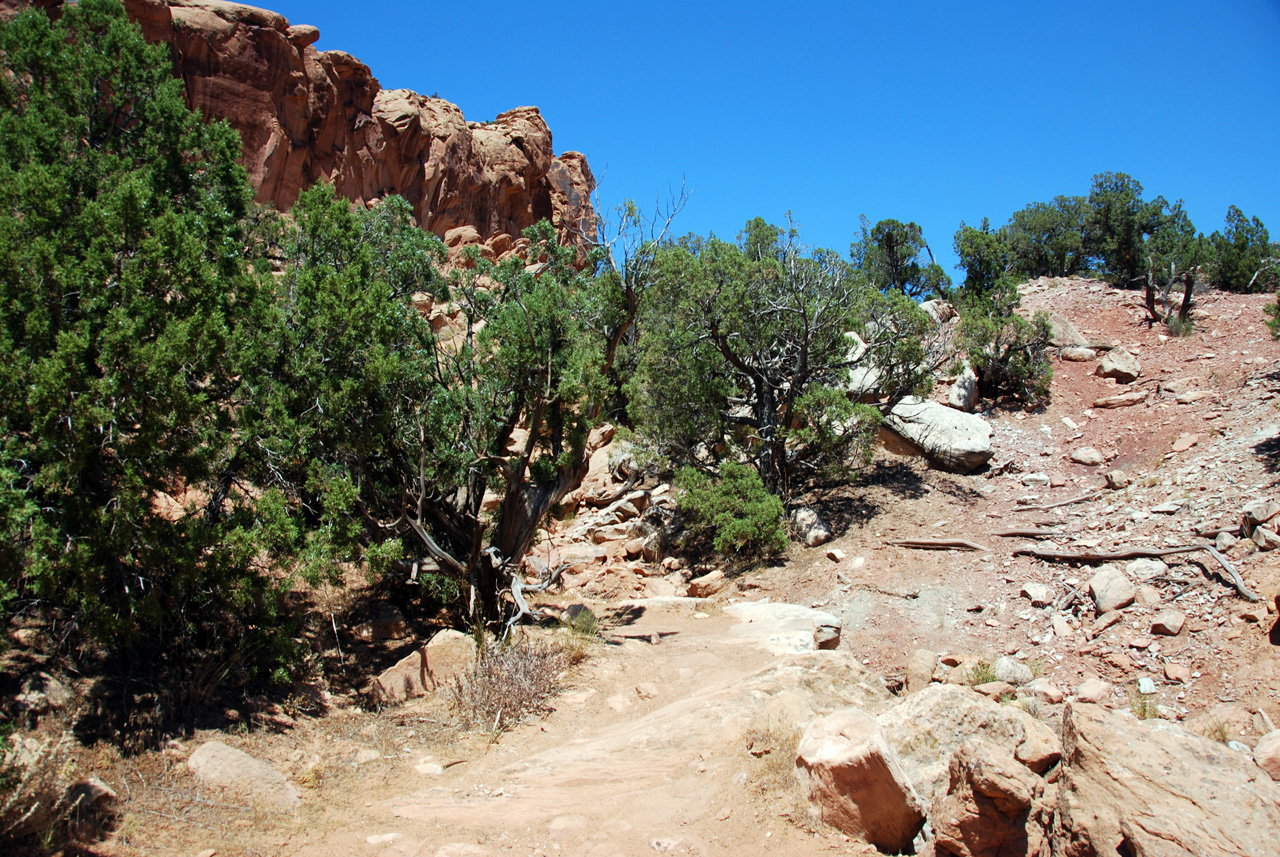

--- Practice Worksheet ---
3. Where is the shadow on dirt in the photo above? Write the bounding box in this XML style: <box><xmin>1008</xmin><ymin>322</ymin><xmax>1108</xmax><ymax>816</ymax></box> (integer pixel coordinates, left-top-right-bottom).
<box><xmin>800</xmin><ymin>459</ymin><xmax>985</xmax><ymax>535</ymax></box>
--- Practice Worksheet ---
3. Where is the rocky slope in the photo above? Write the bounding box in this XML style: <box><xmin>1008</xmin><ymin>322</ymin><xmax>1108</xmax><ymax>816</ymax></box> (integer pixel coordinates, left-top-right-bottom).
<box><xmin>2</xmin><ymin>0</ymin><xmax>596</xmax><ymax>249</ymax></box>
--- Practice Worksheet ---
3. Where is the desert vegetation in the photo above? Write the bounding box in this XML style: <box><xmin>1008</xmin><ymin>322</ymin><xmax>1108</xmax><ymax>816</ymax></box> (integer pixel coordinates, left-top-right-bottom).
<box><xmin>3</xmin><ymin>1</ymin><xmax>1280</xmax><ymax>852</ymax></box>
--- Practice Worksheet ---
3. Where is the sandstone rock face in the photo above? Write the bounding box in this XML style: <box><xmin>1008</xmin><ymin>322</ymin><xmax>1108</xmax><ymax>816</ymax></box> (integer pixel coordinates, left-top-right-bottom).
<box><xmin>187</xmin><ymin>741</ymin><xmax>299</xmax><ymax>811</ymax></box>
<box><xmin>794</xmin><ymin>708</ymin><xmax>926</xmax><ymax>852</ymax></box>
<box><xmin>1055</xmin><ymin>703</ymin><xmax>1280</xmax><ymax>857</ymax></box>
<box><xmin>884</xmin><ymin>397</ymin><xmax>994</xmax><ymax>474</ymax></box>
<box><xmin>372</xmin><ymin>629</ymin><xmax>477</xmax><ymax>704</ymax></box>
<box><xmin>930</xmin><ymin>739</ymin><xmax>1055</xmax><ymax>857</ymax></box>
<box><xmin>877</xmin><ymin>684</ymin><xmax>1061</xmax><ymax>809</ymax></box>
<box><xmin>29</xmin><ymin>0</ymin><xmax>595</xmax><ymax>250</ymax></box>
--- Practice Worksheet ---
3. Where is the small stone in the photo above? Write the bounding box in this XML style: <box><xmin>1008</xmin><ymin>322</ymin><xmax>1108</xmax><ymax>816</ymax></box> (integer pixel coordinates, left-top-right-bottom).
<box><xmin>1164</xmin><ymin>663</ymin><xmax>1192</xmax><ymax>683</ymax></box>
<box><xmin>972</xmin><ymin>681</ymin><xmax>1017</xmax><ymax>699</ymax></box>
<box><xmin>1075</xmin><ymin>678</ymin><xmax>1113</xmax><ymax>704</ymax></box>
<box><xmin>1216</xmin><ymin>531</ymin><xmax>1239</xmax><ymax>551</ymax></box>
<box><xmin>1254</xmin><ymin>527</ymin><xmax>1280</xmax><ymax>551</ymax></box>
<box><xmin>415</xmin><ymin>761</ymin><xmax>444</xmax><ymax>775</ymax></box>
<box><xmin>1022</xmin><ymin>472</ymin><xmax>1051</xmax><ymax>487</ymax></box>
<box><xmin>1061</xmin><ymin>347</ymin><xmax>1097</xmax><ymax>361</ymax></box>
<box><xmin>826</xmin><ymin>548</ymin><xmax>846</xmax><ymax>563</ymax></box>
<box><xmin>1049</xmin><ymin>474</ymin><xmax>1067</xmax><ymax>488</ymax></box>
<box><xmin>366</xmin><ymin>833</ymin><xmax>404</xmax><ymax>845</ymax></box>
<box><xmin>1136</xmin><ymin>677</ymin><xmax>1157</xmax><ymax>695</ymax></box>
<box><xmin>906</xmin><ymin>649</ymin><xmax>937</xmax><ymax>693</ymax></box>
<box><xmin>1089</xmin><ymin>565</ymin><xmax>1135</xmax><ymax>613</ymax></box>
<box><xmin>1151</xmin><ymin>500</ymin><xmax>1184</xmax><ymax>514</ymax></box>
<box><xmin>1071</xmin><ymin>447</ymin><xmax>1106</xmax><ymax>466</ymax></box>
<box><xmin>1020</xmin><ymin>582</ymin><xmax>1054</xmax><ymax>608</ymax></box>
<box><xmin>1126</xmin><ymin>558</ymin><xmax>1168</xmax><ymax>580</ymax></box>
<box><xmin>635</xmin><ymin>682</ymin><xmax>659</xmax><ymax>700</ymax></box>
<box><xmin>1026</xmin><ymin>679</ymin><xmax>1064</xmax><ymax>704</ymax></box>
<box><xmin>1238</xmin><ymin>606</ymin><xmax>1267</xmax><ymax>623</ymax></box>
<box><xmin>814</xmin><ymin>624</ymin><xmax>842</xmax><ymax>650</ymax></box>
<box><xmin>1135</xmin><ymin>584</ymin><xmax>1162</xmax><ymax>608</ymax></box>
<box><xmin>1051</xmin><ymin>615</ymin><xmax>1075</xmax><ymax>639</ymax></box>
<box><xmin>1170</xmin><ymin>433</ymin><xmax>1199</xmax><ymax>452</ymax></box>
<box><xmin>790</xmin><ymin>507</ymin><xmax>833</xmax><ymax>547</ymax></box>
<box><xmin>992</xmin><ymin>655</ymin><xmax>1034</xmax><ymax>686</ymax></box>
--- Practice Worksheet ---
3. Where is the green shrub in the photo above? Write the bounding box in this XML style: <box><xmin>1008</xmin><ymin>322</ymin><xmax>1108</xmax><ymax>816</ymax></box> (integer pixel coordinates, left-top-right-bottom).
<box><xmin>675</xmin><ymin>462</ymin><xmax>787</xmax><ymax>561</ymax></box>
<box><xmin>1266</xmin><ymin>292</ymin><xmax>1280</xmax><ymax>339</ymax></box>
<box><xmin>957</xmin><ymin>281</ymin><xmax>1053</xmax><ymax>406</ymax></box>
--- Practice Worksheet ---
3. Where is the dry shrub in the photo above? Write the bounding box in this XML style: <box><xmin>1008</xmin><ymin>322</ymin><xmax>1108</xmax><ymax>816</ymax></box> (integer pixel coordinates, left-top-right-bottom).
<box><xmin>449</xmin><ymin>638</ymin><xmax>567</xmax><ymax>732</ymax></box>
<box><xmin>742</xmin><ymin>718</ymin><xmax>801</xmax><ymax>795</ymax></box>
<box><xmin>1</xmin><ymin>731</ymin><xmax>76</xmax><ymax>846</ymax></box>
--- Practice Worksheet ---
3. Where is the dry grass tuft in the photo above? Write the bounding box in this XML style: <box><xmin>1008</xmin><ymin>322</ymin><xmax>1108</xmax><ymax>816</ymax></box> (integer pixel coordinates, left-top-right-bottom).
<box><xmin>449</xmin><ymin>638</ymin><xmax>568</xmax><ymax>733</ymax></box>
<box><xmin>1</xmin><ymin>730</ymin><xmax>77</xmax><ymax>847</ymax></box>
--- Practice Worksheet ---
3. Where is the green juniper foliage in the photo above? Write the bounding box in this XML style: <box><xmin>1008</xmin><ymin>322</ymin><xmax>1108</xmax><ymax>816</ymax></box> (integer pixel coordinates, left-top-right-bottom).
<box><xmin>0</xmin><ymin>0</ymin><xmax>294</xmax><ymax>681</ymax></box>
<box><xmin>674</xmin><ymin>462</ymin><xmax>786</xmax><ymax>561</ymax></box>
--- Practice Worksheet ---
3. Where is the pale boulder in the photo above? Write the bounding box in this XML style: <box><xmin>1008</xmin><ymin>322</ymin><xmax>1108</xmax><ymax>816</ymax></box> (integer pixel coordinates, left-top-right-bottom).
<box><xmin>883</xmin><ymin>397</ymin><xmax>994</xmax><ymax>474</ymax></box>
<box><xmin>372</xmin><ymin>629</ymin><xmax>477</xmax><ymax>704</ymax></box>
<box><xmin>948</xmin><ymin>363</ymin><xmax>980</xmax><ymax>412</ymax></box>
<box><xmin>187</xmin><ymin>741</ymin><xmax>299</xmax><ymax>812</ymax></box>
<box><xmin>1255</xmin><ymin>730</ymin><xmax>1280</xmax><ymax>781</ymax></box>
<box><xmin>794</xmin><ymin>708</ymin><xmax>925</xmax><ymax>852</ymax></box>
<box><xmin>1070</xmin><ymin>447</ymin><xmax>1105</xmax><ymax>466</ymax></box>
<box><xmin>878</xmin><ymin>684</ymin><xmax>1061</xmax><ymax>809</ymax></box>
<box><xmin>1088</xmin><ymin>565</ymin><xmax>1134</xmax><ymax>613</ymax></box>
<box><xmin>1046</xmin><ymin>312</ymin><xmax>1089</xmax><ymax>347</ymax></box>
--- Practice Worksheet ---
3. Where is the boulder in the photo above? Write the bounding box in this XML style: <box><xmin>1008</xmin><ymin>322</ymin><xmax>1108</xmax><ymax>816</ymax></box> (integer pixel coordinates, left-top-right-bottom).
<box><xmin>1019</xmin><ymin>583</ymin><xmax>1054</xmax><ymax>608</ymax></box>
<box><xmin>1088</xmin><ymin>565</ymin><xmax>1134</xmax><ymax>613</ymax></box>
<box><xmin>1094</xmin><ymin>346</ymin><xmax>1140</xmax><ymax>383</ymax></box>
<box><xmin>1046</xmin><ymin>313</ymin><xmax>1089</xmax><ymax>347</ymax></box>
<box><xmin>1253</xmin><ymin>527</ymin><xmax>1280</xmax><ymax>551</ymax></box>
<box><xmin>814</xmin><ymin>624</ymin><xmax>842</xmax><ymax>650</ymax></box>
<box><xmin>187</xmin><ymin>741</ymin><xmax>299</xmax><ymax>812</ymax></box>
<box><xmin>1060</xmin><ymin>347</ymin><xmax>1096</xmax><ymax>361</ymax></box>
<box><xmin>883</xmin><ymin>397</ymin><xmax>994</xmax><ymax>474</ymax></box>
<box><xmin>930</xmin><ymin>739</ymin><xmax>1055</xmax><ymax>857</ymax></box>
<box><xmin>15</xmin><ymin>672</ymin><xmax>72</xmax><ymax>715</ymax></box>
<box><xmin>1069</xmin><ymin>447</ymin><xmax>1105</xmax><ymax>466</ymax></box>
<box><xmin>1150</xmin><ymin>609</ymin><xmax>1185</xmax><ymax>636</ymax></box>
<box><xmin>948</xmin><ymin>363</ymin><xmax>980</xmax><ymax>412</ymax></box>
<box><xmin>1242</xmin><ymin>497</ymin><xmax>1280</xmax><ymax>532</ymax></box>
<box><xmin>1103</xmin><ymin>470</ymin><xmax>1130</xmax><ymax>489</ymax></box>
<box><xmin>1255</xmin><ymin>730</ymin><xmax>1280</xmax><ymax>781</ymax></box>
<box><xmin>790</xmin><ymin>507</ymin><xmax>833</xmax><ymax>547</ymax></box>
<box><xmin>878</xmin><ymin>684</ymin><xmax>1061</xmax><ymax>809</ymax></box>
<box><xmin>687</xmin><ymin>569</ymin><xmax>728</xmax><ymax>598</ymax></box>
<box><xmin>371</xmin><ymin>630</ymin><xmax>477</xmax><ymax>704</ymax></box>
<box><xmin>1056</xmin><ymin>703</ymin><xmax>1280</xmax><ymax>856</ymax></box>
<box><xmin>844</xmin><ymin>366</ymin><xmax>883</xmax><ymax>402</ymax></box>
<box><xmin>794</xmin><ymin>708</ymin><xmax>925</xmax><ymax>852</ymax></box>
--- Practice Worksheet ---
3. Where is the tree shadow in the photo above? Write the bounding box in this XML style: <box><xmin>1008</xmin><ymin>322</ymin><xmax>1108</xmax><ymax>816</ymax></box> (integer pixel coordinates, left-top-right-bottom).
<box><xmin>1253</xmin><ymin>433</ymin><xmax>1280</xmax><ymax>474</ymax></box>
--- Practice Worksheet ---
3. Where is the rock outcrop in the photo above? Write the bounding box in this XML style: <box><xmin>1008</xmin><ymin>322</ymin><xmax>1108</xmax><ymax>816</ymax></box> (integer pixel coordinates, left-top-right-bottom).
<box><xmin>5</xmin><ymin>0</ymin><xmax>596</xmax><ymax>249</ymax></box>
<box><xmin>1055</xmin><ymin>703</ymin><xmax>1280</xmax><ymax>857</ymax></box>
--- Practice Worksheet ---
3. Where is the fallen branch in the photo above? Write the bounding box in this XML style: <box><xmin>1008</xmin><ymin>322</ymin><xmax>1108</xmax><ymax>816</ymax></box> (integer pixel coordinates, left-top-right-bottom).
<box><xmin>1055</xmin><ymin>582</ymin><xmax>1088</xmax><ymax>612</ymax></box>
<box><xmin>1013</xmin><ymin>544</ymin><xmax>1258</xmax><ymax>602</ymax></box>
<box><xmin>1014</xmin><ymin>490</ymin><xmax>1102</xmax><ymax>512</ymax></box>
<box><xmin>888</xmin><ymin>538</ymin><xmax>990</xmax><ymax>552</ymax></box>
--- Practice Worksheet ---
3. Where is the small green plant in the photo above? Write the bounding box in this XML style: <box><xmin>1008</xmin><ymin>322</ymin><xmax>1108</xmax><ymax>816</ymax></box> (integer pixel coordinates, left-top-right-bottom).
<box><xmin>965</xmin><ymin>660</ymin><xmax>998</xmax><ymax>686</ymax></box>
<box><xmin>1202</xmin><ymin>716</ymin><xmax>1231</xmax><ymax>744</ymax></box>
<box><xmin>1266</xmin><ymin>291</ymin><xmax>1280</xmax><ymax>339</ymax></box>
<box><xmin>675</xmin><ymin>462</ymin><xmax>787</xmax><ymax>562</ymax></box>
<box><xmin>1165</xmin><ymin>313</ymin><xmax>1194</xmax><ymax>337</ymax></box>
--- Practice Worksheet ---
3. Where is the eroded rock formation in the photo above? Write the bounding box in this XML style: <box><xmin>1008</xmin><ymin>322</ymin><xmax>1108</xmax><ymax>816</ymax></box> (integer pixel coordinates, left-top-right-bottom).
<box><xmin>3</xmin><ymin>0</ymin><xmax>596</xmax><ymax>247</ymax></box>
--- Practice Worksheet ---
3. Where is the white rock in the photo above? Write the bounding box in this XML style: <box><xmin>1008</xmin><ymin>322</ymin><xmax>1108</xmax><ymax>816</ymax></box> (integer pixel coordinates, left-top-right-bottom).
<box><xmin>1070</xmin><ymin>447</ymin><xmax>1105</xmax><ymax>466</ymax></box>
<box><xmin>187</xmin><ymin>741</ymin><xmax>299</xmax><ymax>812</ymax></box>
<box><xmin>883</xmin><ymin>397</ymin><xmax>994</xmax><ymax>474</ymax></box>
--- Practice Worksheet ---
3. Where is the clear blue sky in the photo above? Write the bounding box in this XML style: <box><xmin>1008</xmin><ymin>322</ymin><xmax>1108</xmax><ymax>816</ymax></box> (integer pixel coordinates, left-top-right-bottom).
<box><xmin>263</xmin><ymin>0</ymin><xmax>1280</xmax><ymax>276</ymax></box>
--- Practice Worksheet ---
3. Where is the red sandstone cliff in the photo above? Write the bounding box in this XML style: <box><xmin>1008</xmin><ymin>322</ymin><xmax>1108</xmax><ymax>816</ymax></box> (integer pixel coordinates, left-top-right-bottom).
<box><xmin>1</xmin><ymin>0</ymin><xmax>596</xmax><ymax>248</ymax></box>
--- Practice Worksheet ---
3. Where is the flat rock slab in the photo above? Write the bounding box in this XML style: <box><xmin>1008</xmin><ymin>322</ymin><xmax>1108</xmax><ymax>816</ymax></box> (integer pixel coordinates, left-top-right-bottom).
<box><xmin>1093</xmin><ymin>390</ymin><xmax>1149</xmax><ymax>409</ymax></box>
<box><xmin>187</xmin><ymin>741</ymin><xmax>299</xmax><ymax>812</ymax></box>
<box><xmin>725</xmin><ymin>602</ymin><xmax>841</xmax><ymax>655</ymax></box>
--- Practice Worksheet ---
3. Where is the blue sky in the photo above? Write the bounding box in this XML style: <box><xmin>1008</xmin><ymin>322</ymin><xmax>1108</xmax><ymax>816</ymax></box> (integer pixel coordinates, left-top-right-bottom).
<box><xmin>263</xmin><ymin>0</ymin><xmax>1280</xmax><ymax>275</ymax></box>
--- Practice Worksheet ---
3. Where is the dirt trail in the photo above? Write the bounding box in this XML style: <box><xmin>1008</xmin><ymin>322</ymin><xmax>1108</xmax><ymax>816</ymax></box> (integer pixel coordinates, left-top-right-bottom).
<box><xmin>286</xmin><ymin>602</ymin><xmax>880</xmax><ymax>857</ymax></box>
